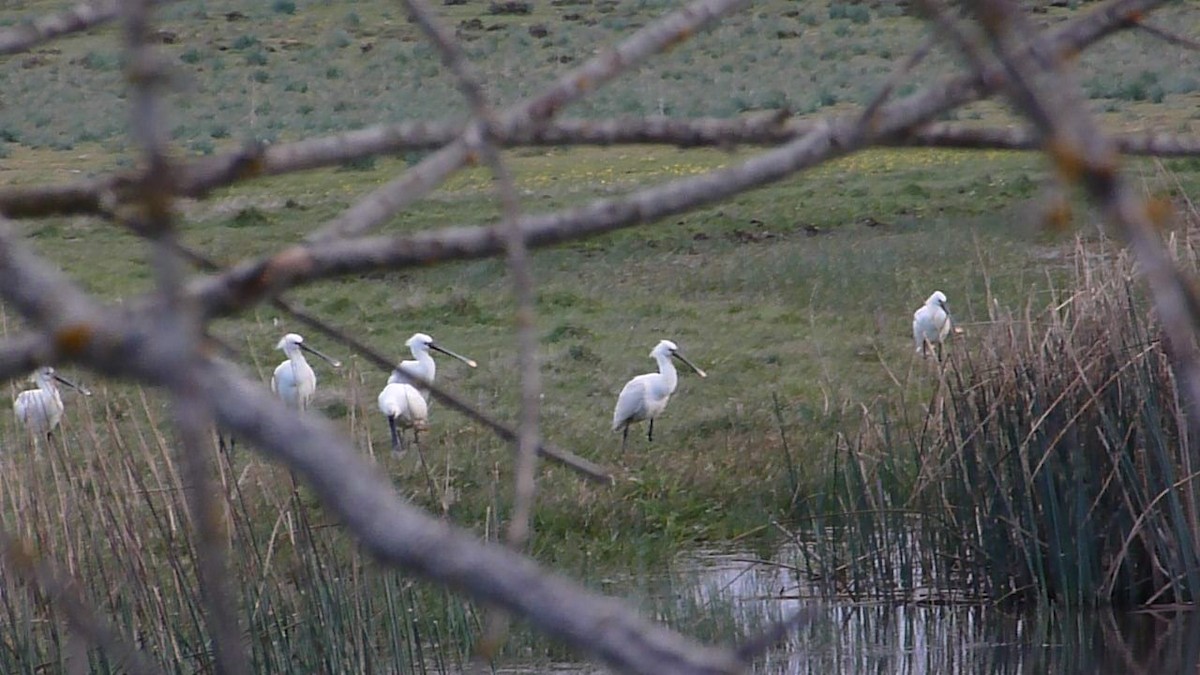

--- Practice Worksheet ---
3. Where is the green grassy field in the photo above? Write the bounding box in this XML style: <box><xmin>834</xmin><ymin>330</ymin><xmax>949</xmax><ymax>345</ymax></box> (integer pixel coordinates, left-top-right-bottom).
<box><xmin>2</xmin><ymin>0</ymin><xmax>1200</xmax><ymax>666</ymax></box>
<box><xmin>7</xmin><ymin>143</ymin><xmax>1200</xmax><ymax>561</ymax></box>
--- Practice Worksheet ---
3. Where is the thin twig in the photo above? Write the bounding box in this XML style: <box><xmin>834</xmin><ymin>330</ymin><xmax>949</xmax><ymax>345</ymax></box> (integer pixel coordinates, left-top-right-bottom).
<box><xmin>281</xmin><ymin>297</ymin><xmax>614</xmax><ymax>483</ymax></box>
<box><xmin>13</xmin><ymin>117</ymin><xmax>1200</xmax><ymax>221</ymax></box>
<box><xmin>197</xmin><ymin>358</ymin><xmax>742</xmax><ymax>675</ymax></box>
<box><xmin>1134</xmin><ymin>21</ymin><xmax>1200</xmax><ymax>52</ymax></box>
<box><xmin>306</xmin><ymin>0</ymin><xmax>753</xmax><ymax>243</ymax></box>
<box><xmin>398</xmin><ymin>0</ymin><xmax>543</xmax><ymax>656</ymax></box>
<box><xmin>120</xmin><ymin>0</ymin><xmax>248</xmax><ymax>671</ymax></box>
<box><xmin>857</xmin><ymin>33</ymin><xmax>937</xmax><ymax>131</ymax></box>
<box><xmin>173</xmin><ymin>242</ymin><xmax>612</xmax><ymax>483</ymax></box>
<box><xmin>963</xmin><ymin>0</ymin><xmax>1200</xmax><ymax>431</ymax></box>
<box><xmin>0</xmin><ymin>0</ymin><xmax>174</xmax><ymax>56</ymax></box>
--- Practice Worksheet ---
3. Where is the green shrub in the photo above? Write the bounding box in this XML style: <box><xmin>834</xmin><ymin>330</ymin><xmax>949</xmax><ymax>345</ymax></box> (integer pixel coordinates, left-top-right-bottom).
<box><xmin>231</xmin><ymin>34</ymin><xmax>259</xmax><ymax>50</ymax></box>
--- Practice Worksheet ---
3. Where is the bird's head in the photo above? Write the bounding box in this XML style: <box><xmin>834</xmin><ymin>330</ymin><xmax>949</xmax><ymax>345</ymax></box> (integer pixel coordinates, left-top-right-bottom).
<box><xmin>651</xmin><ymin>339</ymin><xmax>678</xmax><ymax>358</ymax></box>
<box><xmin>927</xmin><ymin>291</ymin><xmax>948</xmax><ymax>309</ymax></box>
<box><xmin>276</xmin><ymin>333</ymin><xmax>304</xmax><ymax>350</ymax></box>
<box><xmin>406</xmin><ymin>333</ymin><xmax>435</xmax><ymax>351</ymax></box>
<box><xmin>653</xmin><ymin>339</ymin><xmax>706</xmax><ymax>377</ymax></box>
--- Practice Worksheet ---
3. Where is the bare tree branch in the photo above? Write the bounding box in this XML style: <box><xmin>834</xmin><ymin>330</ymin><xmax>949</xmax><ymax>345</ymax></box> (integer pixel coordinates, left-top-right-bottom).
<box><xmin>0</xmin><ymin>0</ymin><xmax>1193</xmax><ymax>671</ymax></box>
<box><xmin>189</xmin><ymin>0</ymin><xmax>1164</xmax><ymax>309</ymax></box>
<box><xmin>197</xmin><ymin>358</ymin><xmax>744</xmax><ymax>675</ymax></box>
<box><xmin>0</xmin><ymin>0</ymin><xmax>175</xmax><ymax>56</ymax></box>
<box><xmin>0</xmin><ymin>0</ymin><xmax>1168</xmax><ymax>224</ymax></box>
<box><xmin>963</xmin><ymin>0</ymin><xmax>1200</xmax><ymax>424</ymax></box>
<box><xmin>1134</xmin><ymin>21</ymin><xmax>1200</xmax><ymax>52</ymax></box>
<box><xmin>858</xmin><ymin>33</ymin><xmax>937</xmax><ymax>130</ymax></box>
<box><xmin>0</xmin><ymin>331</ymin><xmax>56</xmax><ymax>383</ymax></box>
<box><xmin>19</xmin><ymin>119</ymin><xmax>1200</xmax><ymax>221</ymax></box>
<box><xmin>0</xmin><ymin>195</ymin><xmax>729</xmax><ymax>675</ymax></box>
<box><xmin>398</xmin><ymin>0</ymin><xmax>545</xmax><ymax>656</ymax></box>
<box><xmin>120</xmin><ymin>0</ymin><xmax>249</xmax><ymax>669</ymax></box>
<box><xmin>280</xmin><ymin>296</ymin><xmax>614</xmax><ymax>483</ymax></box>
<box><xmin>171</xmin><ymin>243</ymin><xmax>613</xmax><ymax>483</ymax></box>
<box><xmin>307</xmin><ymin>0</ymin><xmax>753</xmax><ymax>243</ymax></box>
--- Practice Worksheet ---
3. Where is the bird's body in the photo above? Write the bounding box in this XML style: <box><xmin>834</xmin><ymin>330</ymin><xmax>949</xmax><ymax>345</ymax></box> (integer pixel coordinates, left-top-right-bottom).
<box><xmin>271</xmin><ymin>333</ymin><xmax>341</xmax><ymax>411</ymax></box>
<box><xmin>14</xmin><ymin>367</ymin><xmax>89</xmax><ymax>438</ymax></box>
<box><xmin>913</xmin><ymin>291</ymin><xmax>952</xmax><ymax>358</ymax></box>
<box><xmin>378</xmin><ymin>381</ymin><xmax>429</xmax><ymax>455</ymax></box>
<box><xmin>391</xmin><ymin>333</ymin><xmax>477</xmax><ymax>401</ymax></box>
<box><xmin>612</xmin><ymin>339</ymin><xmax>706</xmax><ymax>452</ymax></box>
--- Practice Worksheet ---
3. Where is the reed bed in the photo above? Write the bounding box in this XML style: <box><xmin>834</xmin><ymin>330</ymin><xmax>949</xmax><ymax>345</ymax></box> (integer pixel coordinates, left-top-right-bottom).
<box><xmin>804</xmin><ymin>226</ymin><xmax>1200</xmax><ymax>608</ymax></box>
<box><xmin>0</xmin><ymin>360</ymin><xmax>768</xmax><ymax>672</ymax></box>
<box><xmin>0</xmin><ymin>363</ymin><xmax>494</xmax><ymax>673</ymax></box>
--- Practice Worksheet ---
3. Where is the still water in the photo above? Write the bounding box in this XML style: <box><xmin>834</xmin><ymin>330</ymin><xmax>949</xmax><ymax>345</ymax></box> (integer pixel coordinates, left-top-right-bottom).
<box><xmin>552</xmin><ymin>547</ymin><xmax>1200</xmax><ymax>674</ymax></box>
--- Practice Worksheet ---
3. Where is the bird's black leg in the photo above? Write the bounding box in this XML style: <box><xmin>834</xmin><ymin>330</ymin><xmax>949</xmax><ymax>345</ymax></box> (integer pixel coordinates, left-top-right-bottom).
<box><xmin>388</xmin><ymin>417</ymin><xmax>404</xmax><ymax>456</ymax></box>
<box><xmin>647</xmin><ymin>418</ymin><xmax>654</xmax><ymax>442</ymax></box>
<box><xmin>621</xmin><ymin>425</ymin><xmax>629</xmax><ymax>454</ymax></box>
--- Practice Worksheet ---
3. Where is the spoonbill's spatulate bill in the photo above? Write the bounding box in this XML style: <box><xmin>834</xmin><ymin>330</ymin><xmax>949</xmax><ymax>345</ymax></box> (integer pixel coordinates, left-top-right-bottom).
<box><xmin>271</xmin><ymin>333</ymin><xmax>342</xmax><ymax>411</ymax></box>
<box><xmin>913</xmin><ymin>290</ymin><xmax>953</xmax><ymax>359</ymax></box>
<box><xmin>14</xmin><ymin>367</ymin><xmax>91</xmax><ymax>439</ymax></box>
<box><xmin>612</xmin><ymin>339</ymin><xmax>706</xmax><ymax>453</ymax></box>
<box><xmin>392</xmin><ymin>332</ymin><xmax>477</xmax><ymax>400</ymax></box>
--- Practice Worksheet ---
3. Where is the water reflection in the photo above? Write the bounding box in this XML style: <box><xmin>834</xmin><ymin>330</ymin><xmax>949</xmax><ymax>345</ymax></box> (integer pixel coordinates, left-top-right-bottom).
<box><xmin>669</xmin><ymin>548</ymin><xmax>1200</xmax><ymax>674</ymax></box>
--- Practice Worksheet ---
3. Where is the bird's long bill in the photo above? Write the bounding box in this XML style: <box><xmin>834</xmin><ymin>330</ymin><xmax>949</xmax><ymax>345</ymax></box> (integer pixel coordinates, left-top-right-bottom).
<box><xmin>300</xmin><ymin>343</ymin><xmax>343</xmax><ymax>368</ymax></box>
<box><xmin>54</xmin><ymin>373</ymin><xmax>92</xmax><ymax>396</ymax></box>
<box><xmin>431</xmin><ymin>343</ymin><xmax>478</xmax><ymax>368</ymax></box>
<box><xmin>672</xmin><ymin>352</ymin><xmax>707</xmax><ymax>378</ymax></box>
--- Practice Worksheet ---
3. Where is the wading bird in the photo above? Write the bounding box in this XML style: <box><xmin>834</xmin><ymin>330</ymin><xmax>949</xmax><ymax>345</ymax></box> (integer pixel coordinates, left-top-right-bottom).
<box><xmin>378</xmin><ymin>379</ymin><xmax>429</xmax><ymax>456</ymax></box>
<box><xmin>271</xmin><ymin>333</ymin><xmax>342</xmax><ymax>411</ymax></box>
<box><xmin>14</xmin><ymin>367</ymin><xmax>91</xmax><ymax>439</ymax></box>
<box><xmin>913</xmin><ymin>290</ymin><xmax>953</xmax><ymax>359</ymax></box>
<box><xmin>393</xmin><ymin>333</ymin><xmax>477</xmax><ymax>400</ymax></box>
<box><xmin>612</xmin><ymin>339</ymin><xmax>706</xmax><ymax>453</ymax></box>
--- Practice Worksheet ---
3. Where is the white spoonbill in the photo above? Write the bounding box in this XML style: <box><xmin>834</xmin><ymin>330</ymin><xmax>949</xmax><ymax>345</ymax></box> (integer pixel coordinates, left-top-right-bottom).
<box><xmin>271</xmin><ymin>333</ymin><xmax>342</xmax><ymax>411</ymax></box>
<box><xmin>913</xmin><ymin>290</ymin><xmax>953</xmax><ymax>359</ymax></box>
<box><xmin>394</xmin><ymin>333</ymin><xmax>477</xmax><ymax>399</ymax></box>
<box><xmin>612</xmin><ymin>339</ymin><xmax>707</xmax><ymax>453</ymax></box>
<box><xmin>14</xmin><ymin>367</ymin><xmax>91</xmax><ymax>439</ymax></box>
<box><xmin>378</xmin><ymin>380</ymin><xmax>429</xmax><ymax>456</ymax></box>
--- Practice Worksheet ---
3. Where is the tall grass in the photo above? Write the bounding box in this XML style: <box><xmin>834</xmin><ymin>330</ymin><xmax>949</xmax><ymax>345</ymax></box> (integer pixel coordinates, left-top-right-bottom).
<box><xmin>0</xmin><ymin>367</ymin><xmax>489</xmax><ymax>673</ymax></box>
<box><xmin>0</xmin><ymin>360</ymin><xmax>772</xmax><ymax>671</ymax></box>
<box><xmin>804</xmin><ymin>225</ymin><xmax>1200</xmax><ymax>608</ymax></box>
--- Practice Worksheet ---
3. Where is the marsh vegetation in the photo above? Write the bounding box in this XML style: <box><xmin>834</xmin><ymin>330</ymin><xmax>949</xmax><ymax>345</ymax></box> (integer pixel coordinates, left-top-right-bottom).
<box><xmin>1</xmin><ymin>0</ymin><xmax>1200</xmax><ymax>672</ymax></box>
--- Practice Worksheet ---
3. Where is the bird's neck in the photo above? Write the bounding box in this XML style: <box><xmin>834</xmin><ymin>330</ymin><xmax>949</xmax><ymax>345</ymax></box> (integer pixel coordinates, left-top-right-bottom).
<box><xmin>413</xmin><ymin>351</ymin><xmax>435</xmax><ymax>377</ymax></box>
<box><xmin>655</xmin><ymin>354</ymin><xmax>678</xmax><ymax>389</ymax></box>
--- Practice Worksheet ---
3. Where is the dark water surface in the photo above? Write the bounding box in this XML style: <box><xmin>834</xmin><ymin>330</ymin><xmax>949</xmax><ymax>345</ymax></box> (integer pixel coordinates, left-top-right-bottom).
<box><xmin>651</xmin><ymin>548</ymin><xmax>1200</xmax><ymax>673</ymax></box>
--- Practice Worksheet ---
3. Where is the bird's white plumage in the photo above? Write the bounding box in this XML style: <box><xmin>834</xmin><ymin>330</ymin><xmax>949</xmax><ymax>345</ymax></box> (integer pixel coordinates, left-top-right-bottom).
<box><xmin>271</xmin><ymin>333</ymin><xmax>340</xmax><ymax>411</ymax></box>
<box><xmin>913</xmin><ymin>290</ymin><xmax>952</xmax><ymax>356</ymax></box>
<box><xmin>612</xmin><ymin>339</ymin><xmax>705</xmax><ymax>449</ymax></box>
<box><xmin>378</xmin><ymin>381</ymin><xmax>429</xmax><ymax>453</ymax></box>
<box><xmin>612</xmin><ymin>372</ymin><xmax>670</xmax><ymax>430</ymax></box>
<box><xmin>391</xmin><ymin>332</ymin><xmax>476</xmax><ymax>400</ymax></box>
<box><xmin>14</xmin><ymin>367</ymin><xmax>88</xmax><ymax>437</ymax></box>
